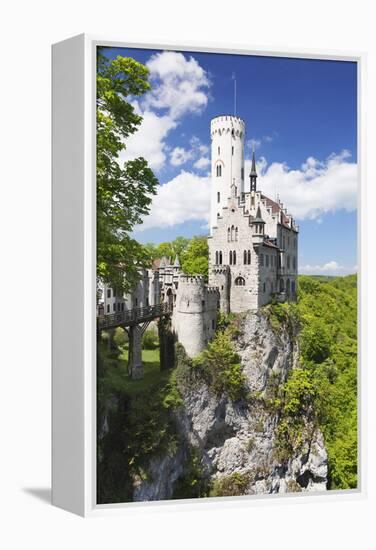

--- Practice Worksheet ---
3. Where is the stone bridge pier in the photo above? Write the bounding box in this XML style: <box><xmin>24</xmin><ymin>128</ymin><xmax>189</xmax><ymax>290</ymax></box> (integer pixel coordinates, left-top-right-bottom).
<box><xmin>127</xmin><ymin>325</ymin><xmax>143</xmax><ymax>380</ymax></box>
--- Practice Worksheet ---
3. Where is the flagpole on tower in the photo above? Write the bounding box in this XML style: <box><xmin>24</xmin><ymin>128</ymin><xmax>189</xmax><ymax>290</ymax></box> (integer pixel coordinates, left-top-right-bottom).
<box><xmin>232</xmin><ymin>72</ymin><xmax>237</xmax><ymax>116</ymax></box>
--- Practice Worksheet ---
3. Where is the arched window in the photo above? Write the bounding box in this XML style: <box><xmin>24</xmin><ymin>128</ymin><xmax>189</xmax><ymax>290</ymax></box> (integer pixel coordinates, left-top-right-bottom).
<box><xmin>215</xmin><ymin>251</ymin><xmax>219</xmax><ymax>264</ymax></box>
<box><xmin>227</xmin><ymin>228</ymin><xmax>231</xmax><ymax>242</ymax></box>
<box><xmin>233</xmin><ymin>251</ymin><xmax>236</xmax><ymax>265</ymax></box>
<box><xmin>235</xmin><ymin>276</ymin><xmax>245</xmax><ymax>286</ymax></box>
<box><xmin>218</xmin><ymin>146</ymin><xmax>220</xmax><ymax>155</ymax></box>
<box><xmin>235</xmin><ymin>227</ymin><xmax>238</xmax><ymax>241</ymax></box>
<box><xmin>280</xmin><ymin>279</ymin><xmax>285</xmax><ymax>292</ymax></box>
<box><xmin>218</xmin><ymin>165</ymin><xmax>222</xmax><ymax>177</ymax></box>
<box><xmin>229</xmin><ymin>251</ymin><xmax>233</xmax><ymax>265</ymax></box>
<box><xmin>247</xmin><ymin>250</ymin><xmax>251</xmax><ymax>265</ymax></box>
<box><xmin>217</xmin><ymin>191</ymin><xmax>220</xmax><ymax>203</ymax></box>
<box><xmin>219</xmin><ymin>251</ymin><xmax>223</xmax><ymax>265</ymax></box>
<box><xmin>291</xmin><ymin>281</ymin><xmax>296</xmax><ymax>294</ymax></box>
<box><xmin>231</xmin><ymin>225</ymin><xmax>234</xmax><ymax>241</ymax></box>
<box><xmin>243</xmin><ymin>250</ymin><xmax>247</xmax><ymax>264</ymax></box>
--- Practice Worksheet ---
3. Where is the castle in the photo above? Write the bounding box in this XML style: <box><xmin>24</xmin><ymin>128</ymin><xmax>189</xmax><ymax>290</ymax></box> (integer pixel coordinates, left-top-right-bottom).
<box><xmin>98</xmin><ymin>115</ymin><xmax>299</xmax><ymax>360</ymax></box>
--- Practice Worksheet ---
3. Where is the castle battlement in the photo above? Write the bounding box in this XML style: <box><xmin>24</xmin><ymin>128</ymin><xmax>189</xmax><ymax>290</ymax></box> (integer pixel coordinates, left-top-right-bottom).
<box><xmin>210</xmin><ymin>115</ymin><xmax>245</xmax><ymax>139</ymax></box>
<box><xmin>179</xmin><ymin>274</ymin><xmax>205</xmax><ymax>285</ymax></box>
<box><xmin>205</xmin><ymin>286</ymin><xmax>220</xmax><ymax>294</ymax></box>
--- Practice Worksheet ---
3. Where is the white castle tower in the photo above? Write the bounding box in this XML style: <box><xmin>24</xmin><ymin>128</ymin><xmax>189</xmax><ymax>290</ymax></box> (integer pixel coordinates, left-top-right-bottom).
<box><xmin>210</xmin><ymin>115</ymin><xmax>245</xmax><ymax>234</ymax></box>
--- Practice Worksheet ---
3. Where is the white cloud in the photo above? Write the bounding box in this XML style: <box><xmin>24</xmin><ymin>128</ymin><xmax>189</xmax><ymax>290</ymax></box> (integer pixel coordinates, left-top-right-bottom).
<box><xmin>245</xmin><ymin>150</ymin><xmax>357</xmax><ymax>220</ymax></box>
<box><xmin>144</xmin><ymin>51</ymin><xmax>210</xmax><ymax>119</ymax></box>
<box><xmin>120</xmin><ymin>110</ymin><xmax>176</xmax><ymax>170</ymax></box>
<box><xmin>136</xmin><ymin>171</ymin><xmax>211</xmax><ymax>231</ymax></box>
<box><xmin>300</xmin><ymin>261</ymin><xmax>356</xmax><ymax>275</ymax></box>
<box><xmin>120</xmin><ymin>51</ymin><xmax>211</xmax><ymax>171</ymax></box>
<box><xmin>194</xmin><ymin>156</ymin><xmax>211</xmax><ymax>170</ymax></box>
<box><xmin>170</xmin><ymin>146</ymin><xmax>193</xmax><ymax>166</ymax></box>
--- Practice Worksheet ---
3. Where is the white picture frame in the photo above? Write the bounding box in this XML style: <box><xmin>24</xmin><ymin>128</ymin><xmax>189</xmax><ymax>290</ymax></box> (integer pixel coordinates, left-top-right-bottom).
<box><xmin>52</xmin><ymin>34</ymin><xmax>366</xmax><ymax>517</ymax></box>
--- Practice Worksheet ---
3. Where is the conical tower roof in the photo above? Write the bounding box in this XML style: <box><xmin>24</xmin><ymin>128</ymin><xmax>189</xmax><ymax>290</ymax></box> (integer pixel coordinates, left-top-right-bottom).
<box><xmin>173</xmin><ymin>255</ymin><xmax>180</xmax><ymax>268</ymax></box>
<box><xmin>250</xmin><ymin>150</ymin><xmax>257</xmax><ymax>176</ymax></box>
<box><xmin>253</xmin><ymin>205</ymin><xmax>265</xmax><ymax>223</ymax></box>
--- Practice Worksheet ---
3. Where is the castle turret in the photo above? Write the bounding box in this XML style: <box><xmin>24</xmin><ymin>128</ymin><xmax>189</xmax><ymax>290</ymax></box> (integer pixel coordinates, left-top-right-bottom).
<box><xmin>251</xmin><ymin>206</ymin><xmax>265</xmax><ymax>246</ymax></box>
<box><xmin>174</xmin><ymin>275</ymin><xmax>219</xmax><ymax>357</ymax></box>
<box><xmin>210</xmin><ymin>115</ymin><xmax>245</xmax><ymax>234</ymax></box>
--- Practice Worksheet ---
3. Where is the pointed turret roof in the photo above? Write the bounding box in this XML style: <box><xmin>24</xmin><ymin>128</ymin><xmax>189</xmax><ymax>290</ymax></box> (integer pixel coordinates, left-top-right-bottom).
<box><xmin>253</xmin><ymin>205</ymin><xmax>265</xmax><ymax>223</ymax></box>
<box><xmin>250</xmin><ymin>150</ymin><xmax>257</xmax><ymax>176</ymax></box>
<box><xmin>173</xmin><ymin>255</ymin><xmax>180</xmax><ymax>268</ymax></box>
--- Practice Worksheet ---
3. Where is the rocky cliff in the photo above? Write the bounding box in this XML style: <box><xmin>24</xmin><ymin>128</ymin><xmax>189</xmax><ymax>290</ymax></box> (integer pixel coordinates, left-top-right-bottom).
<box><xmin>133</xmin><ymin>309</ymin><xmax>328</xmax><ymax>501</ymax></box>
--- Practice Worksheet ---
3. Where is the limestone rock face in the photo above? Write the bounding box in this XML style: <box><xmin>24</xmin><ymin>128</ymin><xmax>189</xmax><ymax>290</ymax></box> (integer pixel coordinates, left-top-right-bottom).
<box><xmin>133</xmin><ymin>310</ymin><xmax>328</xmax><ymax>501</ymax></box>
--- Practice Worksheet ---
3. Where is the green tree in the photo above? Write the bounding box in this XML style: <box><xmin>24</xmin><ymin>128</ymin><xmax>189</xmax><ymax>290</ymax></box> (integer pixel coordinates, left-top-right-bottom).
<box><xmin>97</xmin><ymin>50</ymin><xmax>158</xmax><ymax>293</ymax></box>
<box><xmin>197</xmin><ymin>330</ymin><xmax>246</xmax><ymax>400</ymax></box>
<box><xmin>181</xmin><ymin>236</ymin><xmax>209</xmax><ymax>279</ymax></box>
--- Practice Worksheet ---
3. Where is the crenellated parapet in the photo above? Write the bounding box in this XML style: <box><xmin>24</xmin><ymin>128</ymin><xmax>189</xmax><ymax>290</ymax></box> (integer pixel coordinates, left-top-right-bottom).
<box><xmin>210</xmin><ymin>115</ymin><xmax>245</xmax><ymax>139</ymax></box>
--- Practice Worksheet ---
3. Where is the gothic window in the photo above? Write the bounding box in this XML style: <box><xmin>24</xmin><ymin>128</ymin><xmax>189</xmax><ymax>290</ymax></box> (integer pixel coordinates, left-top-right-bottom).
<box><xmin>216</xmin><ymin>164</ymin><xmax>222</xmax><ymax>177</ymax></box>
<box><xmin>233</xmin><ymin>251</ymin><xmax>236</xmax><ymax>265</ymax></box>
<box><xmin>227</xmin><ymin>228</ymin><xmax>231</xmax><ymax>242</ymax></box>
<box><xmin>280</xmin><ymin>279</ymin><xmax>284</xmax><ymax>292</ymax></box>
<box><xmin>235</xmin><ymin>276</ymin><xmax>245</xmax><ymax>286</ymax></box>
<box><xmin>247</xmin><ymin>250</ymin><xmax>251</xmax><ymax>264</ymax></box>
<box><xmin>219</xmin><ymin>251</ymin><xmax>223</xmax><ymax>265</ymax></box>
<box><xmin>218</xmin><ymin>146</ymin><xmax>220</xmax><ymax>155</ymax></box>
<box><xmin>215</xmin><ymin>251</ymin><xmax>219</xmax><ymax>264</ymax></box>
<box><xmin>229</xmin><ymin>251</ymin><xmax>233</xmax><ymax>265</ymax></box>
<box><xmin>232</xmin><ymin>129</ymin><xmax>235</xmax><ymax>137</ymax></box>
<box><xmin>217</xmin><ymin>191</ymin><xmax>220</xmax><ymax>203</ymax></box>
<box><xmin>231</xmin><ymin>225</ymin><xmax>235</xmax><ymax>241</ymax></box>
<box><xmin>241</xmin><ymin>167</ymin><xmax>244</xmax><ymax>181</ymax></box>
<box><xmin>232</xmin><ymin>145</ymin><xmax>234</xmax><ymax>155</ymax></box>
<box><xmin>235</xmin><ymin>227</ymin><xmax>238</xmax><ymax>241</ymax></box>
<box><xmin>243</xmin><ymin>250</ymin><xmax>247</xmax><ymax>264</ymax></box>
<box><xmin>292</xmin><ymin>281</ymin><xmax>296</xmax><ymax>293</ymax></box>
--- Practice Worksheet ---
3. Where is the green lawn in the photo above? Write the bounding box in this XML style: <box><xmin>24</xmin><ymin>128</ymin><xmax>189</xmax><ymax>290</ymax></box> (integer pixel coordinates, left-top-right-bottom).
<box><xmin>98</xmin><ymin>342</ymin><xmax>172</xmax><ymax>397</ymax></box>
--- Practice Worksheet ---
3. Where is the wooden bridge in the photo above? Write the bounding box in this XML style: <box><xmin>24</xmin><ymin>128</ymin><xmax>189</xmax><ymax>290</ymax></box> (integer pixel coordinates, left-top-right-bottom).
<box><xmin>97</xmin><ymin>302</ymin><xmax>172</xmax><ymax>333</ymax></box>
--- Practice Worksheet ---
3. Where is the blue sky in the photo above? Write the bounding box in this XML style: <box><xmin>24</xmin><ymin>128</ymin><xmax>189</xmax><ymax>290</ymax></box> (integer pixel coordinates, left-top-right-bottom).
<box><xmin>101</xmin><ymin>47</ymin><xmax>357</xmax><ymax>275</ymax></box>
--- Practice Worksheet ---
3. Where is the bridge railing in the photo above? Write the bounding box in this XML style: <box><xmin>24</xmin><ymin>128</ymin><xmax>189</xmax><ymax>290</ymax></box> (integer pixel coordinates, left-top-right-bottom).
<box><xmin>97</xmin><ymin>302</ymin><xmax>172</xmax><ymax>331</ymax></box>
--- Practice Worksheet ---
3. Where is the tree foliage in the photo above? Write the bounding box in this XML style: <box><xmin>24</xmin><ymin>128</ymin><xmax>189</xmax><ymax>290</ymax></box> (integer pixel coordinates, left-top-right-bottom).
<box><xmin>196</xmin><ymin>330</ymin><xmax>246</xmax><ymax>401</ymax></box>
<box><xmin>97</xmin><ymin>50</ymin><xmax>158</xmax><ymax>292</ymax></box>
<box><xmin>181</xmin><ymin>236</ymin><xmax>209</xmax><ymax>279</ymax></box>
<box><xmin>268</xmin><ymin>275</ymin><xmax>358</xmax><ymax>489</ymax></box>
